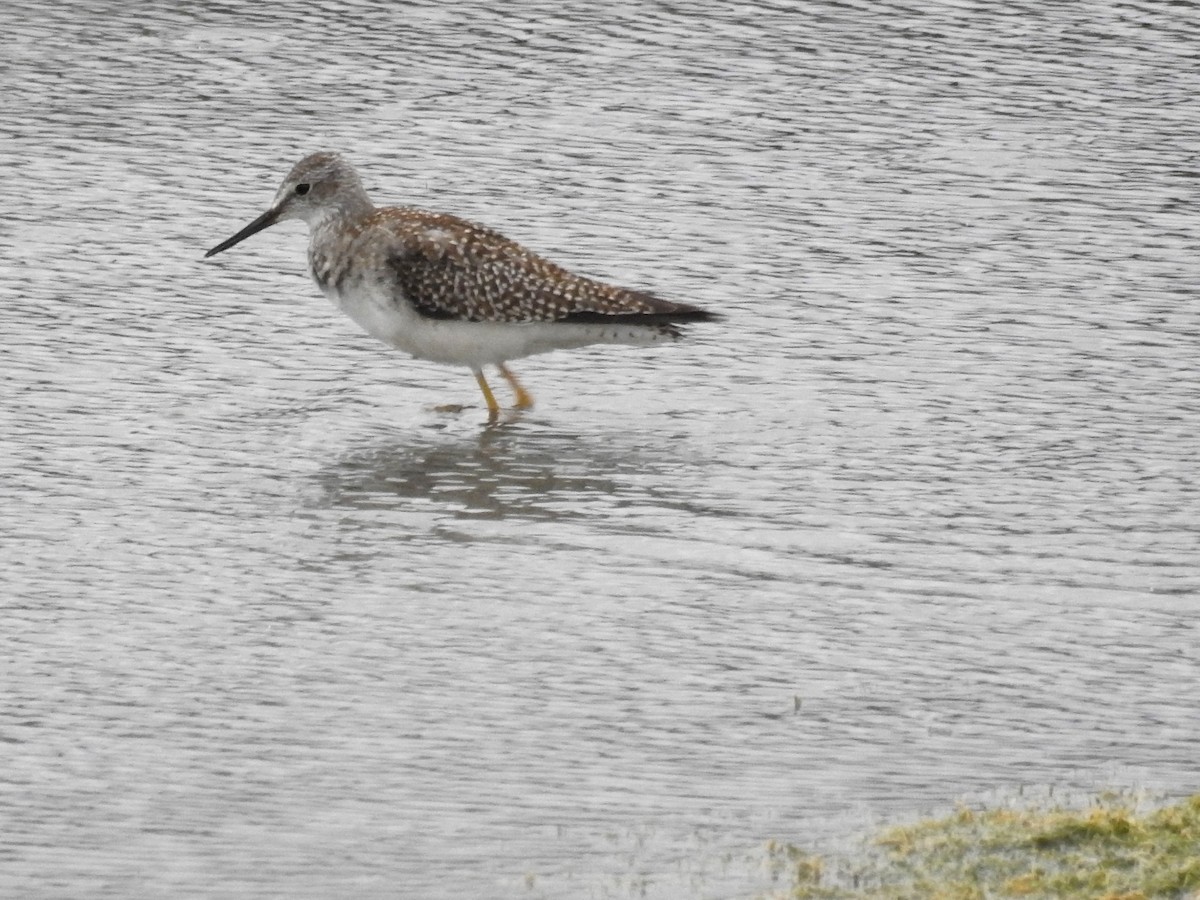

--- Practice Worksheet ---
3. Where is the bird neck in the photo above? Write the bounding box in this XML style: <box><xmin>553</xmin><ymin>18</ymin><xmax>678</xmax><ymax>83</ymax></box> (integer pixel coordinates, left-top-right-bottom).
<box><xmin>318</xmin><ymin>186</ymin><xmax>375</xmax><ymax>226</ymax></box>
<box><xmin>307</xmin><ymin>197</ymin><xmax>376</xmax><ymax>288</ymax></box>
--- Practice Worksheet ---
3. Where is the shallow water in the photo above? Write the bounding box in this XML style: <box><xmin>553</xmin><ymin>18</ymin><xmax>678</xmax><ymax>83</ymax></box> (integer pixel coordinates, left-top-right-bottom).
<box><xmin>3</xmin><ymin>1</ymin><xmax>1199</xmax><ymax>897</ymax></box>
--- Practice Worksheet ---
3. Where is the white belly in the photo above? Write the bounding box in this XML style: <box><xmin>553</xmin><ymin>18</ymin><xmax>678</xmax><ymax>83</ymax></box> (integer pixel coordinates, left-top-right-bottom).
<box><xmin>319</xmin><ymin>280</ymin><xmax>672</xmax><ymax>368</ymax></box>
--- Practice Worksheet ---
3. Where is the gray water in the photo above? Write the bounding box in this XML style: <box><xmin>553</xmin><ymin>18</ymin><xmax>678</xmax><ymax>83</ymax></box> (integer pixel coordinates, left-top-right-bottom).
<box><xmin>3</xmin><ymin>1</ymin><xmax>1198</xmax><ymax>897</ymax></box>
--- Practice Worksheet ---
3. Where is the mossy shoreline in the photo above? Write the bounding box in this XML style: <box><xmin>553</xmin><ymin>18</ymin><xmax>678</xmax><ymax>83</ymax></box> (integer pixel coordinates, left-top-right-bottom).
<box><xmin>766</xmin><ymin>792</ymin><xmax>1200</xmax><ymax>899</ymax></box>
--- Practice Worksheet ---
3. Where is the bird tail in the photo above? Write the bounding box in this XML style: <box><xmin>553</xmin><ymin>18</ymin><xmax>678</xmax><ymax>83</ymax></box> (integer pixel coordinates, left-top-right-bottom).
<box><xmin>561</xmin><ymin>290</ymin><xmax>720</xmax><ymax>327</ymax></box>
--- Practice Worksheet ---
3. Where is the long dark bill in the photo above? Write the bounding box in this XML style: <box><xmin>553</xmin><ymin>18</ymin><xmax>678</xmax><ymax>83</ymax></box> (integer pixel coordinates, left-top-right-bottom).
<box><xmin>204</xmin><ymin>206</ymin><xmax>281</xmax><ymax>258</ymax></box>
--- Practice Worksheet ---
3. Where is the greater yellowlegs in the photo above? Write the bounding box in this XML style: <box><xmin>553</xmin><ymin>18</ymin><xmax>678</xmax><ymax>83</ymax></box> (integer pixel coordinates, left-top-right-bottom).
<box><xmin>205</xmin><ymin>152</ymin><xmax>716</xmax><ymax>420</ymax></box>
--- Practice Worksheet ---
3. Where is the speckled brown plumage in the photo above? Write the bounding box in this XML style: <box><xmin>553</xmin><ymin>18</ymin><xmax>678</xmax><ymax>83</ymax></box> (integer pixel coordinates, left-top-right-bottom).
<box><xmin>205</xmin><ymin>151</ymin><xmax>718</xmax><ymax>420</ymax></box>
<box><xmin>309</xmin><ymin>205</ymin><xmax>713</xmax><ymax>328</ymax></box>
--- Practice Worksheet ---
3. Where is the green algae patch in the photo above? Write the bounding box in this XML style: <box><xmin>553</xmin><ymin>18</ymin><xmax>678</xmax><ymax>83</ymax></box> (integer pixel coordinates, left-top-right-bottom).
<box><xmin>766</xmin><ymin>793</ymin><xmax>1200</xmax><ymax>899</ymax></box>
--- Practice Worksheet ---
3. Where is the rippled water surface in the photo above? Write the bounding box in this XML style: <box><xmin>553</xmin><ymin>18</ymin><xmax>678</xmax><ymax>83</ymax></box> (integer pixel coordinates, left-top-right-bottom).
<box><xmin>4</xmin><ymin>1</ymin><xmax>1199</xmax><ymax>897</ymax></box>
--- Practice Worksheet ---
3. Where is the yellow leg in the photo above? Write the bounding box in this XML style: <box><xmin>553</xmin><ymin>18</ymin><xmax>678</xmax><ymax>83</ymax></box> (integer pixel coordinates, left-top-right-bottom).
<box><xmin>473</xmin><ymin>369</ymin><xmax>500</xmax><ymax>421</ymax></box>
<box><xmin>497</xmin><ymin>363</ymin><xmax>535</xmax><ymax>409</ymax></box>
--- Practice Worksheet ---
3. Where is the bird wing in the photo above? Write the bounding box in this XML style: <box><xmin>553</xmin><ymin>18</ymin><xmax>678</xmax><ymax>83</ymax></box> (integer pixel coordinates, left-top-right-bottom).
<box><xmin>380</xmin><ymin>209</ymin><xmax>711</xmax><ymax>324</ymax></box>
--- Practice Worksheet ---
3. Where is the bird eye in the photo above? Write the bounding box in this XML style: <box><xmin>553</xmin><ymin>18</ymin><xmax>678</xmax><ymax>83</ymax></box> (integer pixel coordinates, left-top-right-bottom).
<box><xmin>295</xmin><ymin>183</ymin><xmax>311</xmax><ymax>196</ymax></box>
